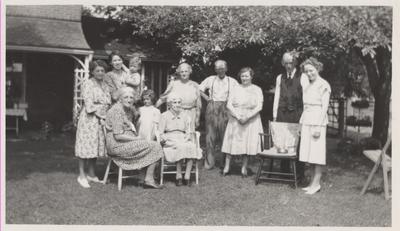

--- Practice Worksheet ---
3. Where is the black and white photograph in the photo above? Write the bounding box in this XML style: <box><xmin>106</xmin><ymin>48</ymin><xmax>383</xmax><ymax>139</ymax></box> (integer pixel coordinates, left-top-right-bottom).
<box><xmin>1</xmin><ymin>0</ymin><xmax>398</xmax><ymax>230</ymax></box>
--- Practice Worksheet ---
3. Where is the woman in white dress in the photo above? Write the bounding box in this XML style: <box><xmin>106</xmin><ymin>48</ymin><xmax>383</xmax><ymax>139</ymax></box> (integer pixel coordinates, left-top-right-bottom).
<box><xmin>299</xmin><ymin>57</ymin><xmax>331</xmax><ymax>195</ymax></box>
<box><xmin>221</xmin><ymin>67</ymin><xmax>264</xmax><ymax>177</ymax></box>
<box><xmin>155</xmin><ymin>63</ymin><xmax>201</xmax><ymax>132</ymax></box>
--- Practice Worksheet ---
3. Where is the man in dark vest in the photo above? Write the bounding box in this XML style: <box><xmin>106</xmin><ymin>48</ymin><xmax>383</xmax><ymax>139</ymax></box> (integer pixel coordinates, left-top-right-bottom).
<box><xmin>273</xmin><ymin>51</ymin><xmax>308</xmax><ymax>179</ymax></box>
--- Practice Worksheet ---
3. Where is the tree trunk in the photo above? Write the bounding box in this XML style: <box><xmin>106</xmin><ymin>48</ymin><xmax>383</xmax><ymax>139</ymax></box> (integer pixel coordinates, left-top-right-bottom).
<box><xmin>354</xmin><ymin>46</ymin><xmax>391</xmax><ymax>144</ymax></box>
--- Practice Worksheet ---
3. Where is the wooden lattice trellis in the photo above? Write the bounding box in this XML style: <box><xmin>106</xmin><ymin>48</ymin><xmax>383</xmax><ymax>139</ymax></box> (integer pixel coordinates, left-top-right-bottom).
<box><xmin>73</xmin><ymin>68</ymin><xmax>89</xmax><ymax>125</ymax></box>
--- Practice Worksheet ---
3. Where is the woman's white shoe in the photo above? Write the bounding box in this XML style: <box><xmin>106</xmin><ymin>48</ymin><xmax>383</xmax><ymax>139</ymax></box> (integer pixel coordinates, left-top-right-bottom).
<box><xmin>305</xmin><ymin>185</ymin><xmax>321</xmax><ymax>195</ymax></box>
<box><xmin>301</xmin><ymin>186</ymin><xmax>311</xmax><ymax>191</ymax></box>
<box><xmin>87</xmin><ymin>176</ymin><xmax>101</xmax><ymax>183</ymax></box>
<box><xmin>77</xmin><ymin>177</ymin><xmax>91</xmax><ymax>188</ymax></box>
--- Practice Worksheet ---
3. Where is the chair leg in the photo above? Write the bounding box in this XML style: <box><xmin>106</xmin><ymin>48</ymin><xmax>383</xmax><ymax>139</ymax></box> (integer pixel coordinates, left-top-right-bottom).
<box><xmin>102</xmin><ymin>159</ymin><xmax>112</xmax><ymax>184</ymax></box>
<box><xmin>268</xmin><ymin>159</ymin><xmax>274</xmax><ymax>177</ymax></box>
<box><xmin>360</xmin><ymin>160</ymin><xmax>380</xmax><ymax>195</ymax></box>
<box><xmin>292</xmin><ymin>160</ymin><xmax>298</xmax><ymax>189</ymax></box>
<box><xmin>118</xmin><ymin>167</ymin><xmax>123</xmax><ymax>191</ymax></box>
<box><xmin>255</xmin><ymin>158</ymin><xmax>264</xmax><ymax>185</ymax></box>
<box><xmin>160</xmin><ymin>157</ymin><xmax>164</xmax><ymax>186</ymax></box>
<box><xmin>195</xmin><ymin>160</ymin><xmax>199</xmax><ymax>185</ymax></box>
<box><xmin>382</xmin><ymin>165</ymin><xmax>390</xmax><ymax>200</ymax></box>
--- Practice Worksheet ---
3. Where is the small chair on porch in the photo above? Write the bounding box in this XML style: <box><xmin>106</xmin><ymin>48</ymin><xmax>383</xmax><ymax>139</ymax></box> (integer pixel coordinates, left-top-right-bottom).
<box><xmin>255</xmin><ymin>121</ymin><xmax>301</xmax><ymax>188</ymax></box>
<box><xmin>360</xmin><ymin>132</ymin><xmax>392</xmax><ymax>200</ymax></box>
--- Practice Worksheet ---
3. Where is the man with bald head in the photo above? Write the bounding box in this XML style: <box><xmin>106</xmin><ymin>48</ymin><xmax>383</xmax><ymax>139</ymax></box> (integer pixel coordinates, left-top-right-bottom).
<box><xmin>273</xmin><ymin>52</ymin><xmax>308</xmax><ymax>178</ymax></box>
<box><xmin>200</xmin><ymin>60</ymin><xmax>239</xmax><ymax>170</ymax></box>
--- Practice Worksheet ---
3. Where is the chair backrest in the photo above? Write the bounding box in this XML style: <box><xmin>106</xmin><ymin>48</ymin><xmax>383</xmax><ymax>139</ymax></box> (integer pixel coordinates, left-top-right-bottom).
<box><xmin>269</xmin><ymin>121</ymin><xmax>301</xmax><ymax>153</ymax></box>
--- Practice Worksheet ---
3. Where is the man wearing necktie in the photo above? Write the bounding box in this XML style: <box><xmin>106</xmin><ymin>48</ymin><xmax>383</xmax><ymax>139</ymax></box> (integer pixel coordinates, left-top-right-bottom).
<box><xmin>273</xmin><ymin>52</ymin><xmax>308</xmax><ymax>179</ymax></box>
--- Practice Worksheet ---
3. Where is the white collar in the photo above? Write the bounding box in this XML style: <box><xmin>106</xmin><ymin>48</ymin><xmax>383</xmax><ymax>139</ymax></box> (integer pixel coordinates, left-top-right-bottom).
<box><xmin>287</xmin><ymin>68</ymin><xmax>297</xmax><ymax>79</ymax></box>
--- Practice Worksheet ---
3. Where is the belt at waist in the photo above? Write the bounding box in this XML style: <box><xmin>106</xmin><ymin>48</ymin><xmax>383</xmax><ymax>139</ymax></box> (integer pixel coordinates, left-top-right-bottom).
<box><xmin>304</xmin><ymin>104</ymin><xmax>322</xmax><ymax>109</ymax></box>
<box><xmin>209</xmin><ymin>100</ymin><xmax>227</xmax><ymax>103</ymax></box>
<box><xmin>181</xmin><ymin>105</ymin><xmax>197</xmax><ymax>110</ymax></box>
<box><xmin>165</xmin><ymin>130</ymin><xmax>186</xmax><ymax>134</ymax></box>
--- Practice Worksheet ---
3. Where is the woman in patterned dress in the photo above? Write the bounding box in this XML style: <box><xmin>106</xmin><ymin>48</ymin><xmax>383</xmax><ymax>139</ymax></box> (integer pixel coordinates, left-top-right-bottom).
<box><xmin>105</xmin><ymin>87</ymin><xmax>163</xmax><ymax>189</ymax></box>
<box><xmin>221</xmin><ymin>67</ymin><xmax>264</xmax><ymax>177</ymax></box>
<box><xmin>159</xmin><ymin>93</ymin><xmax>202</xmax><ymax>186</ymax></box>
<box><xmin>299</xmin><ymin>57</ymin><xmax>331</xmax><ymax>195</ymax></box>
<box><xmin>75</xmin><ymin>60</ymin><xmax>111</xmax><ymax>188</ymax></box>
<box><xmin>155</xmin><ymin>63</ymin><xmax>201</xmax><ymax>132</ymax></box>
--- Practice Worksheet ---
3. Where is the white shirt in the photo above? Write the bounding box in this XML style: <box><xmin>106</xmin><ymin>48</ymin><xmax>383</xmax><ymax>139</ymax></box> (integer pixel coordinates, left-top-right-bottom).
<box><xmin>199</xmin><ymin>75</ymin><xmax>239</xmax><ymax>102</ymax></box>
<box><xmin>273</xmin><ymin>68</ymin><xmax>309</xmax><ymax>119</ymax></box>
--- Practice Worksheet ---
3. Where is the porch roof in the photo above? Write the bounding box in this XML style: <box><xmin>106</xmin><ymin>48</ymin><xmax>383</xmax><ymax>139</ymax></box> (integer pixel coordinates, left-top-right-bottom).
<box><xmin>6</xmin><ymin>5</ymin><xmax>92</xmax><ymax>56</ymax></box>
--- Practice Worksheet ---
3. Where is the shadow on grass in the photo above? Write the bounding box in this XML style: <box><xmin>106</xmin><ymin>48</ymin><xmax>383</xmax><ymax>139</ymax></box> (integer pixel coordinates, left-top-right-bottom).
<box><xmin>5</xmin><ymin>130</ymin><xmax>391</xmax><ymax>226</ymax></box>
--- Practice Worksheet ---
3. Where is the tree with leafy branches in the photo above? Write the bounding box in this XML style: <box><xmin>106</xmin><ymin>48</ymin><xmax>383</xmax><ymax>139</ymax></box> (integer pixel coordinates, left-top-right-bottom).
<box><xmin>86</xmin><ymin>5</ymin><xmax>392</xmax><ymax>143</ymax></box>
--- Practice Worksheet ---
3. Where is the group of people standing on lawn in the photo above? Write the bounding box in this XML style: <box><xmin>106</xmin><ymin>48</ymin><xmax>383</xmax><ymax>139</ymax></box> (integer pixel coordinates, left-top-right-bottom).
<box><xmin>74</xmin><ymin>50</ymin><xmax>330</xmax><ymax>195</ymax></box>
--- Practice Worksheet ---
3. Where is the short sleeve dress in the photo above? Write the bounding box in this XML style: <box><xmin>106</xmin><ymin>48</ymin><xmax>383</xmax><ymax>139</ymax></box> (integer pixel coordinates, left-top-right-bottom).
<box><xmin>299</xmin><ymin>76</ymin><xmax>331</xmax><ymax>165</ymax></box>
<box><xmin>159</xmin><ymin>80</ymin><xmax>201</xmax><ymax>132</ymax></box>
<box><xmin>105</xmin><ymin>103</ymin><xmax>163</xmax><ymax>170</ymax></box>
<box><xmin>159</xmin><ymin>110</ymin><xmax>202</xmax><ymax>162</ymax></box>
<box><xmin>221</xmin><ymin>84</ymin><xmax>264</xmax><ymax>155</ymax></box>
<box><xmin>75</xmin><ymin>78</ymin><xmax>111</xmax><ymax>158</ymax></box>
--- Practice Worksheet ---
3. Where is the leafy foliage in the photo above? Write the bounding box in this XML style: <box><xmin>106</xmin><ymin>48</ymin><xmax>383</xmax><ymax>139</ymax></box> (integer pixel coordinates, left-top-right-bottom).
<box><xmin>86</xmin><ymin>6</ymin><xmax>391</xmax><ymax>78</ymax></box>
<box><xmin>85</xmin><ymin>5</ymin><xmax>392</xmax><ymax>141</ymax></box>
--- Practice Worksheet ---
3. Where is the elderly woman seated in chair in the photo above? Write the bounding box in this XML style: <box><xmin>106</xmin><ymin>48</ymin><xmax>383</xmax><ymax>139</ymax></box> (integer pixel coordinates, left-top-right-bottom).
<box><xmin>105</xmin><ymin>87</ymin><xmax>164</xmax><ymax>189</ymax></box>
<box><xmin>159</xmin><ymin>93</ymin><xmax>202</xmax><ymax>186</ymax></box>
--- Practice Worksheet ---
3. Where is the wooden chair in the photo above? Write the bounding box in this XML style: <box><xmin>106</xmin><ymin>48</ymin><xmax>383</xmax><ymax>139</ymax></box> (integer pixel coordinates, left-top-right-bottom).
<box><xmin>360</xmin><ymin>132</ymin><xmax>391</xmax><ymax>200</ymax></box>
<box><xmin>255</xmin><ymin>121</ymin><xmax>301</xmax><ymax>188</ymax></box>
<box><xmin>160</xmin><ymin>131</ymin><xmax>201</xmax><ymax>185</ymax></box>
<box><xmin>101</xmin><ymin>126</ymin><xmax>139</xmax><ymax>191</ymax></box>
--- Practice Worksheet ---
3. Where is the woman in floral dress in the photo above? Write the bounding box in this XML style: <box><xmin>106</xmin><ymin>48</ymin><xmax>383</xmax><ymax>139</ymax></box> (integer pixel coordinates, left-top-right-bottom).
<box><xmin>221</xmin><ymin>67</ymin><xmax>264</xmax><ymax>177</ymax></box>
<box><xmin>75</xmin><ymin>60</ymin><xmax>111</xmax><ymax>188</ymax></box>
<box><xmin>105</xmin><ymin>87</ymin><xmax>163</xmax><ymax>189</ymax></box>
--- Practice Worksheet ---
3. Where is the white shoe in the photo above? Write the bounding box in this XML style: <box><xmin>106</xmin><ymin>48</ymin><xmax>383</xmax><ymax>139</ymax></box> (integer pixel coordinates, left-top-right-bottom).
<box><xmin>302</xmin><ymin>186</ymin><xmax>311</xmax><ymax>191</ymax></box>
<box><xmin>87</xmin><ymin>176</ymin><xmax>100</xmax><ymax>183</ymax></box>
<box><xmin>77</xmin><ymin>176</ymin><xmax>91</xmax><ymax>188</ymax></box>
<box><xmin>305</xmin><ymin>185</ymin><xmax>321</xmax><ymax>195</ymax></box>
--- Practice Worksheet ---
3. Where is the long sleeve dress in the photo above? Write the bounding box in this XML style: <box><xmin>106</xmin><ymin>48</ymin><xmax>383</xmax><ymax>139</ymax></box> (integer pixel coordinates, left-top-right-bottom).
<box><xmin>221</xmin><ymin>84</ymin><xmax>264</xmax><ymax>155</ymax></box>
<box><xmin>105</xmin><ymin>102</ymin><xmax>163</xmax><ymax>170</ymax></box>
<box><xmin>159</xmin><ymin>110</ymin><xmax>202</xmax><ymax>162</ymax></box>
<box><xmin>299</xmin><ymin>76</ymin><xmax>331</xmax><ymax>165</ymax></box>
<box><xmin>75</xmin><ymin>78</ymin><xmax>111</xmax><ymax>158</ymax></box>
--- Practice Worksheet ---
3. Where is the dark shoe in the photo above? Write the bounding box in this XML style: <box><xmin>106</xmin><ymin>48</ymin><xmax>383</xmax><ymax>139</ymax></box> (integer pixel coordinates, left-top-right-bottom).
<box><xmin>183</xmin><ymin>178</ymin><xmax>192</xmax><ymax>187</ymax></box>
<box><xmin>220</xmin><ymin>170</ymin><xmax>230</xmax><ymax>177</ymax></box>
<box><xmin>175</xmin><ymin>178</ymin><xmax>183</xmax><ymax>187</ymax></box>
<box><xmin>143</xmin><ymin>181</ymin><xmax>163</xmax><ymax>189</ymax></box>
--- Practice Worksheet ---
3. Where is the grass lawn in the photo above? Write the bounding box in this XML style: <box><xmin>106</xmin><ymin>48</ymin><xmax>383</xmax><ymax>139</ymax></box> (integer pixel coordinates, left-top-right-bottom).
<box><xmin>5</xmin><ymin>131</ymin><xmax>391</xmax><ymax>226</ymax></box>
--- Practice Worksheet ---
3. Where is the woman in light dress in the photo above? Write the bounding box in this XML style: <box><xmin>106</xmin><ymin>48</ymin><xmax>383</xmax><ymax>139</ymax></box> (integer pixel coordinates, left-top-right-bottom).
<box><xmin>299</xmin><ymin>57</ymin><xmax>331</xmax><ymax>195</ymax></box>
<box><xmin>155</xmin><ymin>63</ymin><xmax>201</xmax><ymax>132</ymax></box>
<box><xmin>75</xmin><ymin>60</ymin><xmax>111</xmax><ymax>188</ymax></box>
<box><xmin>159</xmin><ymin>93</ymin><xmax>202</xmax><ymax>186</ymax></box>
<box><xmin>221</xmin><ymin>67</ymin><xmax>264</xmax><ymax>177</ymax></box>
